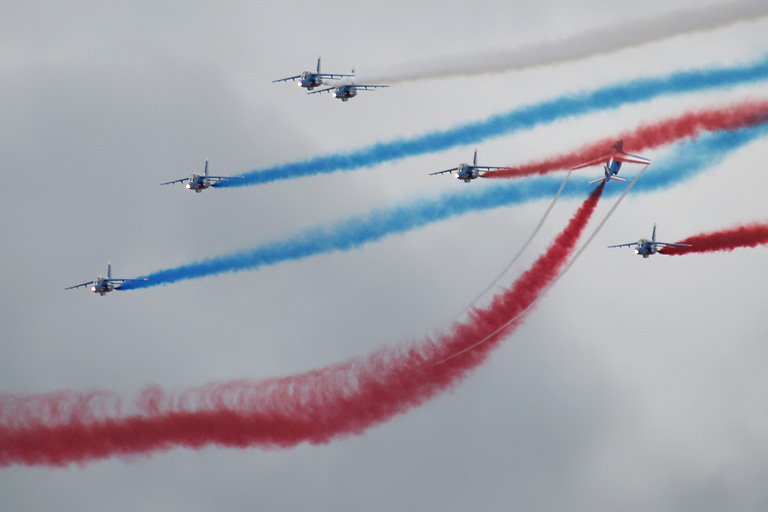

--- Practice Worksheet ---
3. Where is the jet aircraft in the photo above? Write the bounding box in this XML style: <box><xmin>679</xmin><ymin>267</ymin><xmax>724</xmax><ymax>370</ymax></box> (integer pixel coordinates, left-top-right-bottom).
<box><xmin>572</xmin><ymin>140</ymin><xmax>650</xmax><ymax>184</ymax></box>
<box><xmin>609</xmin><ymin>224</ymin><xmax>692</xmax><ymax>258</ymax></box>
<box><xmin>161</xmin><ymin>160</ymin><xmax>243</xmax><ymax>192</ymax></box>
<box><xmin>65</xmin><ymin>262</ymin><xmax>146</xmax><ymax>295</ymax></box>
<box><xmin>273</xmin><ymin>58</ymin><xmax>355</xmax><ymax>91</ymax></box>
<box><xmin>429</xmin><ymin>150</ymin><xmax>507</xmax><ymax>182</ymax></box>
<box><xmin>308</xmin><ymin>83</ymin><xmax>388</xmax><ymax>101</ymax></box>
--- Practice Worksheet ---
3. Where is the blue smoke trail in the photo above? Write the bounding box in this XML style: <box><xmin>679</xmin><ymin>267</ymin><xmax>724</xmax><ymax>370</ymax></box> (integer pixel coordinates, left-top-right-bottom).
<box><xmin>218</xmin><ymin>55</ymin><xmax>768</xmax><ymax>188</ymax></box>
<box><xmin>122</xmin><ymin>124</ymin><xmax>768</xmax><ymax>290</ymax></box>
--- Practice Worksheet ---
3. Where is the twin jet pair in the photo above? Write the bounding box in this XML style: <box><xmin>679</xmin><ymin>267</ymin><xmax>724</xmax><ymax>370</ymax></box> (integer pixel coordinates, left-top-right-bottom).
<box><xmin>431</xmin><ymin>140</ymin><xmax>650</xmax><ymax>184</ymax></box>
<box><xmin>273</xmin><ymin>58</ymin><xmax>388</xmax><ymax>101</ymax></box>
<box><xmin>586</xmin><ymin>143</ymin><xmax>692</xmax><ymax>256</ymax></box>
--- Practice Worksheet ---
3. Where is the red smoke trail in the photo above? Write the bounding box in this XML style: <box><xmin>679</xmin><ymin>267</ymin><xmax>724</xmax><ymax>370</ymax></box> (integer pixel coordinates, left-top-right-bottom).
<box><xmin>485</xmin><ymin>100</ymin><xmax>768</xmax><ymax>179</ymax></box>
<box><xmin>660</xmin><ymin>221</ymin><xmax>768</xmax><ymax>256</ymax></box>
<box><xmin>0</xmin><ymin>186</ymin><xmax>604</xmax><ymax>468</ymax></box>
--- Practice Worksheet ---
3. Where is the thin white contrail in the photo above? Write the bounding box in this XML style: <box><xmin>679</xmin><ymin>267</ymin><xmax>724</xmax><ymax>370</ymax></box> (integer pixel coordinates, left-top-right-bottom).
<box><xmin>448</xmin><ymin>170</ymin><xmax>572</xmax><ymax>323</ymax></box>
<box><xmin>424</xmin><ymin>165</ymin><xmax>647</xmax><ymax>369</ymax></box>
<box><xmin>362</xmin><ymin>0</ymin><xmax>768</xmax><ymax>84</ymax></box>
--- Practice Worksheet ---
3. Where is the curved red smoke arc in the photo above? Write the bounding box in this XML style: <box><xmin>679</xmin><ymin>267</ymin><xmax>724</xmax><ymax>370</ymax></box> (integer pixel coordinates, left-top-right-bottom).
<box><xmin>0</xmin><ymin>187</ymin><xmax>605</xmax><ymax>467</ymax></box>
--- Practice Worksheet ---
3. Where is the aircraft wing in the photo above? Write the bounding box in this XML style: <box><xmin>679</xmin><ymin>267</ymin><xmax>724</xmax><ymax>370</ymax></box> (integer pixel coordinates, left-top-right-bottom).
<box><xmin>607</xmin><ymin>242</ymin><xmax>636</xmax><ymax>248</ymax></box>
<box><xmin>65</xmin><ymin>281</ymin><xmax>94</xmax><ymax>290</ymax></box>
<box><xmin>652</xmin><ymin>242</ymin><xmax>692</xmax><ymax>247</ymax></box>
<box><xmin>307</xmin><ymin>87</ymin><xmax>335</xmax><ymax>95</ymax></box>
<box><xmin>161</xmin><ymin>177</ymin><xmax>187</xmax><ymax>186</ymax></box>
<box><xmin>356</xmin><ymin>85</ymin><xmax>389</xmax><ymax>90</ymax></box>
<box><xmin>111</xmin><ymin>278</ymin><xmax>148</xmax><ymax>287</ymax></box>
<box><xmin>615</xmin><ymin>152</ymin><xmax>651</xmax><ymax>165</ymax></box>
<box><xmin>571</xmin><ymin>151</ymin><xmax>613</xmax><ymax>170</ymax></box>
<box><xmin>317</xmin><ymin>73</ymin><xmax>355</xmax><ymax>79</ymax></box>
<box><xmin>206</xmin><ymin>175</ymin><xmax>244</xmax><ymax>182</ymax></box>
<box><xmin>430</xmin><ymin>167</ymin><xmax>459</xmax><ymax>176</ymax></box>
<box><xmin>272</xmin><ymin>75</ymin><xmax>301</xmax><ymax>83</ymax></box>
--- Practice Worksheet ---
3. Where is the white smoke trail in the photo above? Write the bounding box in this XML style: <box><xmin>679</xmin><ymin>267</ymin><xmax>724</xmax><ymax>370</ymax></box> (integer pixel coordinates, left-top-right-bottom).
<box><xmin>448</xmin><ymin>170</ymin><xmax>572</xmax><ymax>323</ymax></box>
<box><xmin>425</xmin><ymin>165</ymin><xmax>647</xmax><ymax>369</ymax></box>
<box><xmin>362</xmin><ymin>0</ymin><xmax>768</xmax><ymax>84</ymax></box>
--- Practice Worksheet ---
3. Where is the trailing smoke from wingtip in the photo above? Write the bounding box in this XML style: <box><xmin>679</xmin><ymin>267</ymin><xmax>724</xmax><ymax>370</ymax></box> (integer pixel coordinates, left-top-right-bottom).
<box><xmin>0</xmin><ymin>187</ymin><xmax>604</xmax><ymax>467</ymax></box>
<box><xmin>660</xmin><ymin>222</ymin><xmax>768</xmax><ymax>255</ymax></box>
<box><xmin>360</xmin><ymin>0</ymin><xmax>768</xmax><ymax>84</ymax></box>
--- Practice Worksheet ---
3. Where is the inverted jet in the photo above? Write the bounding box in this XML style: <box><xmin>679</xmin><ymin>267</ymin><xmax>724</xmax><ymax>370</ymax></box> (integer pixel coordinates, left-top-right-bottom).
<box><xmin>572</xmin><ymin>140</ymin><xmax>650</xmax><ymax>184</ymax></box>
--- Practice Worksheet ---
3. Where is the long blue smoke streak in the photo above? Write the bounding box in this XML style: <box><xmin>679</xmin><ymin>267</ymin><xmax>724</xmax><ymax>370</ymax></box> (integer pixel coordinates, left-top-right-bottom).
<box><xmin>121</xmin><ymin>124</ymin><xmax>768</xmax><ymax>290</ymax></box>
<box><xmin>218</xmin><ymin>55</ymin><xmax>768</xmax><ymax>188</ymax></box>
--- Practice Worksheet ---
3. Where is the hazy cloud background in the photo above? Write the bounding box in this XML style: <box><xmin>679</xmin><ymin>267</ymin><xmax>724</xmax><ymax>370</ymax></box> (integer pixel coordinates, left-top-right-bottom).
<box><xmin>2</xmin><ymin>0</ymin><xmax>768</xmax><ymax>510</ymax></box>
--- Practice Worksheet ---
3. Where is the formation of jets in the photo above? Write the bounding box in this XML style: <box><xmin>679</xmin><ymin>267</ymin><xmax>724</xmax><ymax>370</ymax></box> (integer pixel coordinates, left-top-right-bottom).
<box><xmin>609</xmin><ymin>224</ymin><xmax>692</xmax><ymax>258</ymax></box>
<box><xmin>429</xmin><ymin>150</ymin><xmax>507</xmax><ymax>182</ymax></box>
<box><xmin>161</xmin><ymin>160</ymin><xmax>243</xmax><ymax>192</ymax></box>
<box><xmin>65</xmin><ymin>263</ymin><xmax>146</xmax><ymax>296</ymax></box>
<box><xmin>66</xmin><ymin>64</ymin><xmax>689</xmax><ymax>295</ymax></box>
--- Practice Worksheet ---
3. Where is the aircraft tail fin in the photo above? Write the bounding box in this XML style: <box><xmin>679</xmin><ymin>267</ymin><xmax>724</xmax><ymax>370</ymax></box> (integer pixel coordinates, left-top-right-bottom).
<box><xmin>607</xmin><ymin>175</ymin><xmax>627</xmax><ymax>182</ymax></box>
<box><xmin>473</xmin><ymin>149</ymin><xmax>478</xmax><ymax>166</ymax></box>
<box><xmin>107</xmin><ymin>261</ymin><xmax>112</xmax><ymax>279</ymax></box>
<box><xmin>204</xmin><ymin>159</ymin><xmax>209</xmax><ymax>176</ymax></box>
<box><xmin>317</xmin><ymin>57</ymin><xmax>321</xmax><ymax>73</ymax></box>
<box><xmin>652</xmin><ymin>223</ymin><xmax>657</xmax><ymax>242</ymax></box>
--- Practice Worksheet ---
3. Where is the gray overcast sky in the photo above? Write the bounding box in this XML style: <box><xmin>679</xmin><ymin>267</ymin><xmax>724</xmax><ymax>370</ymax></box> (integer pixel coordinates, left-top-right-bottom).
<box><xmin>2</xmin><ymin>0</ymin><xmax>768</xmax><ymax>510</ymax></box>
